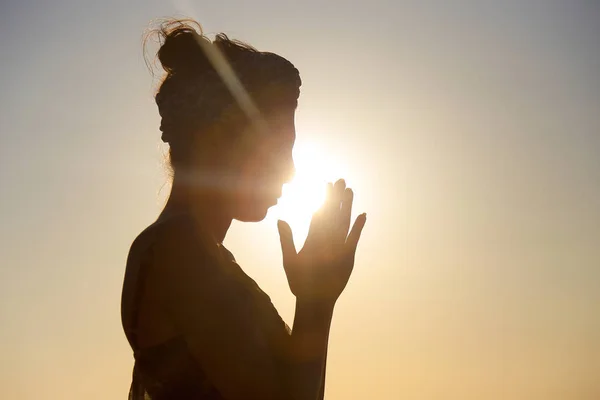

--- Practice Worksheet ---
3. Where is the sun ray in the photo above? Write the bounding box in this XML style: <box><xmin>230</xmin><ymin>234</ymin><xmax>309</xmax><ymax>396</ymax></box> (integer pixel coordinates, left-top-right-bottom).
<box><xmin>267</xmin><ymin>141</ymin><xmax>347</xmax><ymax>246</ymax></box>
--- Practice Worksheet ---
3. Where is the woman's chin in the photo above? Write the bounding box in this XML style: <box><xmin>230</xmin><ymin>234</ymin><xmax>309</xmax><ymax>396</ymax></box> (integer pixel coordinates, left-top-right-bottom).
<box><xmin>235</xmin><ymin>200</ymin><xmax>275</xmax><ymax>222</ymax></box>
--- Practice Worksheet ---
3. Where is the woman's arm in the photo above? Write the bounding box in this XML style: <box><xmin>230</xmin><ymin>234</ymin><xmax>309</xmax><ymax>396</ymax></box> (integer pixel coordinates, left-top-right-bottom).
<box><xmin>277</xmin><ymin>179</ymin><xmax>367</xmax><ymax>400</ymax></box>
<box><xmin>287</xmin><ymin>300</ymin><xmax>334</xmax><ymax>400</ymax></box>
<box><xmin>318</xmin><ymin>351</ymin><xmax>328</xmax><ymax>400</ymax></box>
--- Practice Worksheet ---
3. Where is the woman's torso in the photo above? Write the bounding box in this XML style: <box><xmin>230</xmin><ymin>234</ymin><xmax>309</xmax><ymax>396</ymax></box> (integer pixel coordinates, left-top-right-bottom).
<box><xmin>121</xmin><ymin>216</ymin><xmax>291</xmax><ymax>399</ymax></box>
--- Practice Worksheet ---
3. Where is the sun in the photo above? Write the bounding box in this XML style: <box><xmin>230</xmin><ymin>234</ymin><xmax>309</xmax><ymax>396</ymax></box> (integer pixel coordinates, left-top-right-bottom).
<box><xmin>267</xmin><ymin>141</ymin><xmax>347</xmax><ymax>244</ymax></box>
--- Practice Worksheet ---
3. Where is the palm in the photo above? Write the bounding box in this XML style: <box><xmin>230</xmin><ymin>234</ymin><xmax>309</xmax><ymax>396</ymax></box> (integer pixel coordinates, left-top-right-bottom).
<box><xmin>277</xmin><ymin>179</ymin><xmax>367</xmax><ymax>302</ymax></box>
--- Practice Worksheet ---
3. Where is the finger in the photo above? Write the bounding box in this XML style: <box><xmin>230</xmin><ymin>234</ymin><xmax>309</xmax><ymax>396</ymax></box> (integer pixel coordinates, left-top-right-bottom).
<box><xmin>327</xmin><ymin>179</ymin><xmax>345</xmax><ymax>224</ymax></box>
<box><xmin>277</xmin><ymin>220</ymin><xmax>297</xmax><ymax>264</ymax></box>
<box><xmin>332</xmin><ymin>179</ymin><xmax>346</xmax><ymax>210</ymax></box>
<box><xmin>306</xmin><ymin>182</ymin><xmax>332</xmax><ymax>247</ymax></box>
<box><xmin>338</xmin><ymin>188</ymin><xmax>354</xmax><ymax>241</ymax></box>
<box><xmin>345</xmin><ymin>213</ymin><xmax>367</xmax><ymax>255</ymax></box>
<box><xmin>326</xmin><ymin>180</ymin><xmax>345</xmax><ymax>246</ymax></box>
<box><xmin>324</xmin><ymin>180</ymin><xmax>344</xmax><ymax>228</ymax></box>
<box><xmin>304</xmin><ymin>208</ymin><xmax>323</xmax><ymax>249</ymax></box>
<box><xmin>322</xmin><ymin>182</ymin><xmax>334</xmax><ymax>211</ymax></box>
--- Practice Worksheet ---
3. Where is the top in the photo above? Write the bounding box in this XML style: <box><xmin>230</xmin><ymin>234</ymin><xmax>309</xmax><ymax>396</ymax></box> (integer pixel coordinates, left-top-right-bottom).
<box><xmin>121</xmin><ymin>219</ymin><xmax>292</xmax><ymax>400</ymax></box>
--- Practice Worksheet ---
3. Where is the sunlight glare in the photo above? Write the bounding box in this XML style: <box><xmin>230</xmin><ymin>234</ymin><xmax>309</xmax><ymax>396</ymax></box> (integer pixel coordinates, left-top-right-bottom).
<box><xmin>267</xmin><ymin>142</ymin><xmax>347</xmax><ymax>246</ymax></box>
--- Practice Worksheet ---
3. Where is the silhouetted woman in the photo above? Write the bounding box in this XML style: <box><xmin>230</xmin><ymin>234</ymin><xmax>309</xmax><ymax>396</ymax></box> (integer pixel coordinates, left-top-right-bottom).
<box><xmin>121</xmin><ymin>19</ymin><xmax>367</xmax><ymax>400</ymax></box>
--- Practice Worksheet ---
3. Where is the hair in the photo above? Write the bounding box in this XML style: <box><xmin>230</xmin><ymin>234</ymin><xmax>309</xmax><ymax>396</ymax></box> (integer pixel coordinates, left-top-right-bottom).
<box><xmin>144</xmin><ymin>19</ymin><xmax>301</xmax><ymax>172</ymax></box>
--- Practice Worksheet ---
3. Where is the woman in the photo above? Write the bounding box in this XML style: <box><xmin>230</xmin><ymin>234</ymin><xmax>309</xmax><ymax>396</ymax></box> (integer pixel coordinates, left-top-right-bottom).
<box><xmin>121</xmin><ymin>19</ymin><xmax>367</xmax><ymax>400</ymax></box>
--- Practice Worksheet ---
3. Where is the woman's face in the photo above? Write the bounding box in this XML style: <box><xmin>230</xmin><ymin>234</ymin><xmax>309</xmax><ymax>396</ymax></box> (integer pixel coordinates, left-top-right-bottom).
<box><xmin>230</xmin><ymin>108</ymin><xmax>296</xmax><ymax>222</ymax></box>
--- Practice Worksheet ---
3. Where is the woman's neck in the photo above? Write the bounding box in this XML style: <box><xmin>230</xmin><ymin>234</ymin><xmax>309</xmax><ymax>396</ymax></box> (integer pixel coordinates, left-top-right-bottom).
<box><xmin>161</xmin><ymin>177</ymin><xmax>232</xmax><ymax>244</ymax></box>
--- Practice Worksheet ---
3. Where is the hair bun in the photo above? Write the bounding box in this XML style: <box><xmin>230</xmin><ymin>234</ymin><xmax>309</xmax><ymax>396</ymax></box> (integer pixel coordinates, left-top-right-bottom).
<box><xmin>156</xmin><ymin>21</ymin><xmax>214</xmax><ymax>76</ymax></box>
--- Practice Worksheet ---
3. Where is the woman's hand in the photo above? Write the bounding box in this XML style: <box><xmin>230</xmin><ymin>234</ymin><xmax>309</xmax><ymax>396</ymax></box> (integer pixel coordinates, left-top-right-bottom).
<box><xmin>277</xmin><ymin>179</ymin><xmax>367</xmax><ymax>303</ymax></box>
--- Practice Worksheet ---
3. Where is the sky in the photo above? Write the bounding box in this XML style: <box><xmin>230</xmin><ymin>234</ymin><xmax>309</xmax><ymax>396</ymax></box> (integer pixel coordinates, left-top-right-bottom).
<box><xmin>1</xmin><ymin>1</ymin><xmax>599</xmax><ymax>399</ymax></box>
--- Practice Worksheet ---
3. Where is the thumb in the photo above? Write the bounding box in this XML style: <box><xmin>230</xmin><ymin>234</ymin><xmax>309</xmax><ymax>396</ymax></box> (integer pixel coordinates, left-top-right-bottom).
<box><xmin>277</xmin><ymin>219</ymin><xmax>297</xmax><ymax>264</ymax></box>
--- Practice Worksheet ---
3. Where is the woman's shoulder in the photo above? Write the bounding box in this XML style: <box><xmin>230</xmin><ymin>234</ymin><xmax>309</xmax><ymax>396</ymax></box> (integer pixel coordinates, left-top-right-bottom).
<box><xmin>131</xmin><ymin>213</ymin><xmax>219</xmax><ymax>260</ymax></box>
<box><xmin>124</xmin><ymin>214</ymin><xmax>225</xmax><ymax>298</ymax></box>
<box><xmin>122</xmin><ymin>214</ymin><xmax>224</xmax><ymax>331</ymax></box>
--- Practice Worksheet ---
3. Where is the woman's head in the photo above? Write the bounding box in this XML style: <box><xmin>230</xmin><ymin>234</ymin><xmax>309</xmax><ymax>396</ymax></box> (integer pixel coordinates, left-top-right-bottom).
<box><xmin>150</xmin><ymin>20</ymin><xmax>301</xmax><ymax>222</ymax></box>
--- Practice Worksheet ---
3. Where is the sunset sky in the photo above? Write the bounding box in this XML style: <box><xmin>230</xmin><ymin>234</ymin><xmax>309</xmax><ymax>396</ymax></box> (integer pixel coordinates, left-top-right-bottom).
<box><xmin>1</xmin><ymin>1</ymin><xmax>599</xmax><ymax>399</ymax></box>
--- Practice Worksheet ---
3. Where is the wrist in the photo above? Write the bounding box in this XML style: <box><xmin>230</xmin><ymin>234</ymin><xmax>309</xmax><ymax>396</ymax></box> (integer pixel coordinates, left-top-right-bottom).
<box><xmin>292</xmin><ymin>298</ymin><xmax>335</xmax><ymax>345</ymax></box>
<box><xmin>295</xmin><ymin>297</ymin><xmax>336</xmax><ymax>313</ymax></box>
